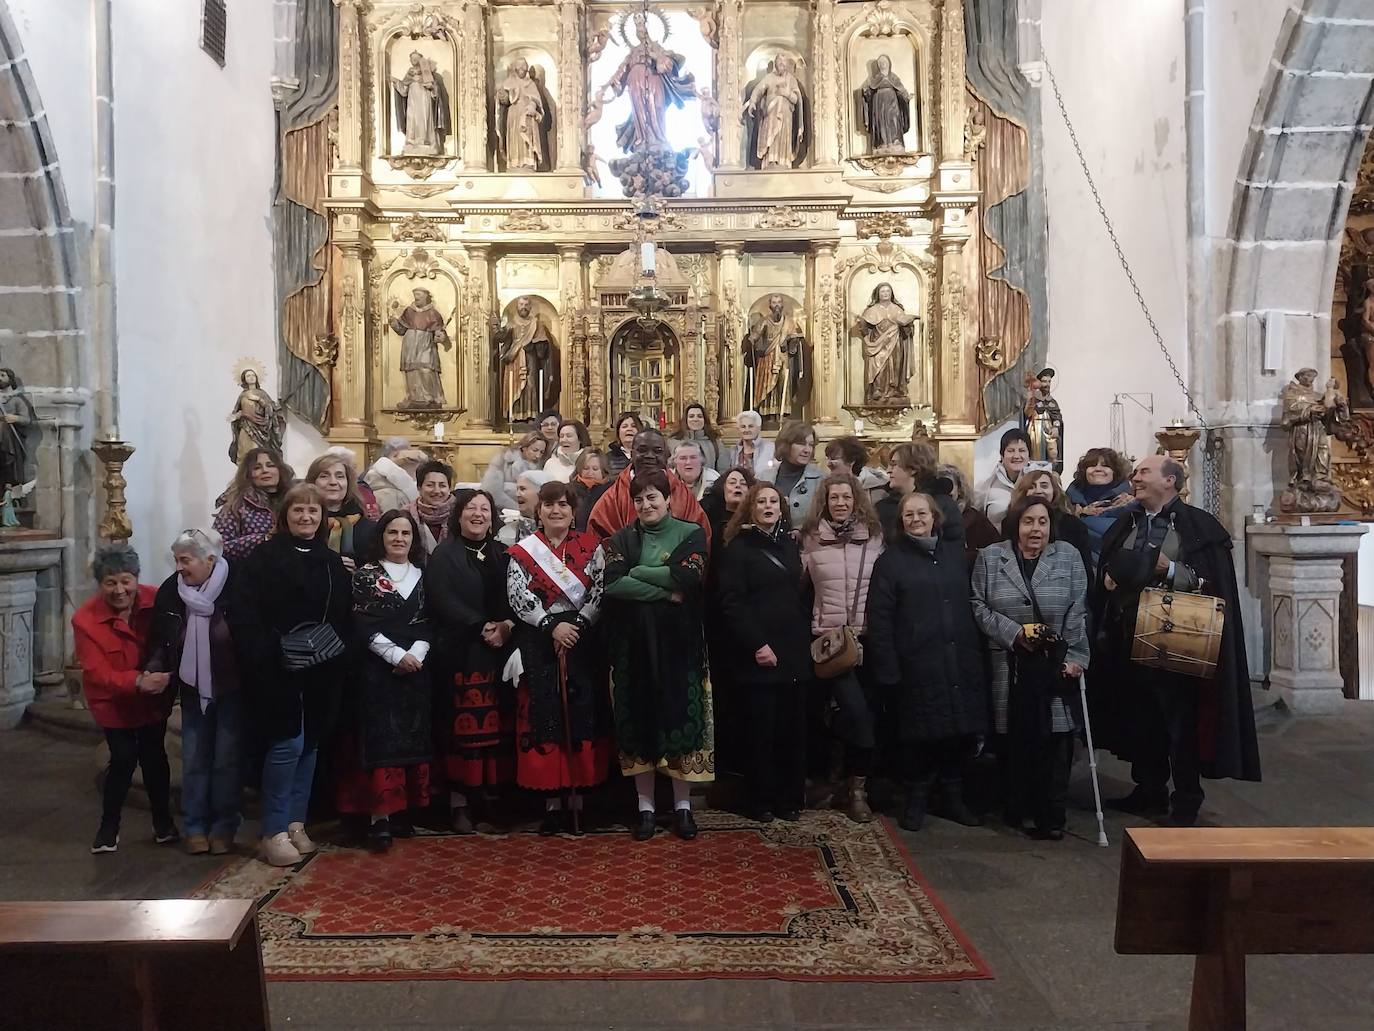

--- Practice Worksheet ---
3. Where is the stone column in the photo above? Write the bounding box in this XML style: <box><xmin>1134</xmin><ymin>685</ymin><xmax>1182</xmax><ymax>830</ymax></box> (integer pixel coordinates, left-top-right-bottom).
<box><xmin>555</xmin><ymin>0</ymin><xmax>585</xmax><ymax>174</ymax></box>
<box><xmin>558</xmin><ymin>245</ymin><xmax>585</xmax><ymax>418</ymax></box>
<box><xmin>716</xmin><ymin>243</ymin><xmax>745</xmax><ymax>417</ymax></box>
<box><xmin>716</xmin><ymin>1</ymin><xmax>745</xmax><ymax>170</ymax></box>
<box><xmin>0</xmin><ymin>571</ymin><xmax>37</xmax><ymax>729</ymax></box>
<box><xmin>1247</xmin><ymin>523</ymin><xmax>1368</xmax><ymax>714</ymax></box>
<box><xmin>461</xmin><ymin>0</ymin><xmax>490</xmax><ymax>171</ymax></box>
<box><xmin>335</xmin><ymin>0</ymin><xmax>365</xmax><ymax>168</ymax></box>
<box><xmin>810</xmin><ymin>0</ymin><xmax>839</xmax><ymax>167</ymax></box>
<box><xmin>810</xmin><ymin>241</ymin><xmax>840</xmax><ymax>424</ymax></box>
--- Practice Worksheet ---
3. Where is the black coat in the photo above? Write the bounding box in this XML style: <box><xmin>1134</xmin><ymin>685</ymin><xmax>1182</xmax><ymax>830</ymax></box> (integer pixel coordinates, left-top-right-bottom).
<box><xmin>715</xmin><ymin>528</ymin><xmax>813</xmax><ymax>686</ymax></box>
<box><xmin>867</xmin><ymin>535</ymin><xmax>989</xmax><ymax>742</ymax></box>
<box><xmin>875</xmin><ymin>481</ymin><xmax>965</xmax><ymax>548</ymax></box>
<box><xmin>229</xmin><ymin>533</ymin><xmax>354</xmax><ymax>746</ymax></box>
<box><xmin>147</xmin><ymin>568</ymin><xmax>242</xmax><ymax>700</ymax></box>
<box><xmin>1089</xmin><ymin>500</ymin><xmax>1260</xmax><ymax>782</ymax></box>
<box><xmin>425</xmin><ymin>536</ymin><xmax>511</xmax><ymax>670</ymax></box>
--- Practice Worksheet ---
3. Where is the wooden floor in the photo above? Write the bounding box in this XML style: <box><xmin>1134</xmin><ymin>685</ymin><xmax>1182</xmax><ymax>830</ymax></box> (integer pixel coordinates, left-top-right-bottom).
<box><xmin>3</xmin><ymin>693</ymin><xmax>1373</xmax><ymax>1030</ymax></box>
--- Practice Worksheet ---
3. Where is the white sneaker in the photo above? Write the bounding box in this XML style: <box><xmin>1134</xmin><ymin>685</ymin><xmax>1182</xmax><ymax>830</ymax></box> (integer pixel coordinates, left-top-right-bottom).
<box><xmin>287</xmin><ymin>822</ymin><xmax>317</xmax><ymax>855</ymax></box>
<box><xmin>262</xmin><ymin>831</ymin><xmax>302</xmax><ymax>867</ymax></box>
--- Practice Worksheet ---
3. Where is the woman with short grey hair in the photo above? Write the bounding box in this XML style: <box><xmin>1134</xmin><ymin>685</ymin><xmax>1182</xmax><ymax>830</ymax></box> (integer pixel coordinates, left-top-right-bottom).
<box><xmin>149</xmin><ymin>526</ymin><xmax>244</xmax><ymax>856</ymax></box>
<box><xmin>726</xmin><ymin>409</ymin><xmax>776</xmax><ymax>475</ymax></box>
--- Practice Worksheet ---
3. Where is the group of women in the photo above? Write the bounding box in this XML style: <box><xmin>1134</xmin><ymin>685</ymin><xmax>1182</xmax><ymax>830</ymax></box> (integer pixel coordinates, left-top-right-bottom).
<box><xmin>73</xmin><ymin>407</ymin><xmax>1128</xmax><ymax>864</ymax></box>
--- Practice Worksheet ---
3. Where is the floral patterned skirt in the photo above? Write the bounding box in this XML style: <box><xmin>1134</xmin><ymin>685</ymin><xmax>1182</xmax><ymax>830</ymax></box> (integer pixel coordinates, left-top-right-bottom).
<box><xmin>334</xmin><ymin>728</ymin><xmax>432</xmax><ymax>816</ymax></box>
<box><xmin>444</xmin><ymin>669</ymin><xmax>516</xmax><ymax>788</ymax></box>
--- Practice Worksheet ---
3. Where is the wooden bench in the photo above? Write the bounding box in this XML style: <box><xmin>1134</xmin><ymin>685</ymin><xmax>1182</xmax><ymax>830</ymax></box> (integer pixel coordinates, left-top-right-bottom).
<box><xmin>0</xmin><ymin>898</ymin><xmax>269</xmax><ymax>1030</ymax></box>
<box><xmin>1115</xmin><ymin>827</ymin><xmax>1374</xmax><ymax>1031</ymax></box>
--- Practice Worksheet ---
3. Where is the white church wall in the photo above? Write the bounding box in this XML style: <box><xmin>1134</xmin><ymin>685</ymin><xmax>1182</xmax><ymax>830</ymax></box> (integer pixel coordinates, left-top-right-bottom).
<box><xmin>108</xmin><ymin>1</ymin><xmax>278</xmax><ymax>577</ymax></box>
<box><xmin>1038</xmin><ymin>1</ymin><xmax>1191</xmax><ymax>471</ymax></box>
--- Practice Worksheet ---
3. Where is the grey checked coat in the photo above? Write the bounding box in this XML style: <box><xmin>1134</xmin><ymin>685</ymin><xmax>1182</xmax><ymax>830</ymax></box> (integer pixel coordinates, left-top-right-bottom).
<box><xmin>970</xmin><ymin>540</ymin><xmax>1090</xmax><ymax>735</ymax></box>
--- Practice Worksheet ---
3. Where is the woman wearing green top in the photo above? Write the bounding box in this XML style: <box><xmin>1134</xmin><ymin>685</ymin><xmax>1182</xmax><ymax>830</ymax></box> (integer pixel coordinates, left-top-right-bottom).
<box><xmin>601</xmin><ymin>469</ymin><xmax>712</xmax><ymax>841</ymax></box>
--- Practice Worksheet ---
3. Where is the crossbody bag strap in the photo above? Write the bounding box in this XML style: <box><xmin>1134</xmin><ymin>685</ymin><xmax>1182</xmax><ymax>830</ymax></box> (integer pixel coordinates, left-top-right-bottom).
<box><xmin>847</xmin><ymin>538</ymin><xmax>869</xmax><ymax>625</ymax></box>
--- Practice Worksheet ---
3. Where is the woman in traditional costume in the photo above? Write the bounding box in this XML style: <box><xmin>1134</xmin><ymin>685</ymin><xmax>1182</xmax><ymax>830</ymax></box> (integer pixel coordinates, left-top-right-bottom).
<box><xmin>336</xmin><ymin>510</ymin><xmax>434</xmax><ymax>851</ymax></box>
<box><xmin>506</xmin><ymin>480</ymin><xmax>610</xmax><ymax>835</ymax></box>
<box><xmin>427</xmin><ymin>488</ymin><xmax>515</xmax><ymax>834</ymax></box>
<box><xmin>601</xmin><ymin>470</ymin><xmax>712</xmax><ymax>841</ymax></box>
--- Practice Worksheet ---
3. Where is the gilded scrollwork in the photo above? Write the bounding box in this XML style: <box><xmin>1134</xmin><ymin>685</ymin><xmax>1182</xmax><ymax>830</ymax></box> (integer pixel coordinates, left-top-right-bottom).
<box><xmin>975</xmin><ymin>337</ymin><xmax>1004</xmax><ymax>370</ymax></box>
<box><xmin>499</xmin><ymin>211</ymin><xmax>551</xmax><ymax>232</ymax></box>
<box><xmin>856</xmin><ymin>212</ymin><xmax>912</xmax><ymax>239</ymax></box>
<box><xmin>757</xmin><ymin>206</ymin><xmax>806</xmax><ymax>231</ymax></box>
<box><xmin>393</xmin><ymin>213</ymin><xmax>446</xmax><ymax>242</ymax></box>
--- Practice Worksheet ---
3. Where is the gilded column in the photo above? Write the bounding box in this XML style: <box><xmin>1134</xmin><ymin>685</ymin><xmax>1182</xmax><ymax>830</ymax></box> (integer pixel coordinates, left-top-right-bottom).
<box><xmin>462</xmin><ymin>1</ymin><xmax>490</xmax><ymax>172</ymax></box>
<box><xmin>334</xmin><ymin>0</ymin><xmax>364</xmax><ymax>168</ymax></box>
<box><xmin>810</xmin><ymin>241</ymin><xmax>839</xmax><ymax>424</ymax></box>
<box><xmin>466</xmin><ymin>244</ymin><xmax>494</xmax><ymax>427</ymax></box>
<box><xmin>810</xmin><ymin>0</ymin><xmax>839</xmax><ymax>167</ymax></box>
<box><xmin>555</xmin><ymin>0</ymin><xmax>585</xmax><ymax>174</ymax></box>
<box><xmin>935</xmin><ymin>230</ymin><xmax>976</xmax><ymax>437</ymax></box>
<box><xmin>558</xmin><ymin>245</ymin><xmax>586</xmax><ymax>420</ymax></box>
<box><xmin>334</xmin><ymin>240</ymin><xmax>370</xmax><ymax>426</ymax></box>
<box><xmin>716</xmin><ymin>1</ymin><xmax>744</xmax><ymax>170</ymax></box>
<box><xmin>716</xmin><ymin>242</ymin><xmax>744</xmax><ymax>417</ymax></box>
<box><xmin>939</xmin><ymin>0</ymin><xmax>968</xmax><ymax>161</ymax></box>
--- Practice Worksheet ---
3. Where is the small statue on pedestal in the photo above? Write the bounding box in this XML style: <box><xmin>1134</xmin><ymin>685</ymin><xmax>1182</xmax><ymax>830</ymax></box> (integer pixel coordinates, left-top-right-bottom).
<box><xmin>742</xmin><ymin>294</ymin><xmax>807</xmax><ymax>422</ymax></box>
<box><xmin>1022</xmin><ymin>367</ymin><xmax>1064</xmax><ymax>473</ymax></box>
<box><xmin>1280</xmin><ymin>367</ymin><xmax>1348</xmax><ymax>513</ymax></box>
<box><xmin>493</xmin><ymin>296</ymin><xmax>561</xmax><ymax>427</ymax></box>
<box><xmin>227</xmin><ymin>363</ymin><xmax>286</xmax><ymax>465</ymax></box>
<box><xmin>0</xmin><ymin>368</ymin><xmax>36</xmax><ymax>528</ymax></box>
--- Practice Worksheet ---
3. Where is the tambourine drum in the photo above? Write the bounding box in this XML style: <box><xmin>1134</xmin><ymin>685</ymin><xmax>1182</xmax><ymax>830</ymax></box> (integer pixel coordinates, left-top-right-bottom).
<box><xmin>1130</xmin><ymin>587</ymin><xmax>1226</xmax><ymax>679</ymax></box>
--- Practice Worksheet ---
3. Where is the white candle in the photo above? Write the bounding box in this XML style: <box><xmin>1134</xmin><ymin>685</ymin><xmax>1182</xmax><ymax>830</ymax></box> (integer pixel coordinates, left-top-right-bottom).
<box><xmin>433</xmin><ymin>422</ymin><xmax>445</xmax><ymax>441</ymax></box>
<box><xmin>854</xmin><ymin>419</ymin><xmax>864</xmax><ymax>435</ymax></box>
<box><xmin>640</xmin><ymin>241</ymin><xmax>656</xmax><ymax>276</ymax></box>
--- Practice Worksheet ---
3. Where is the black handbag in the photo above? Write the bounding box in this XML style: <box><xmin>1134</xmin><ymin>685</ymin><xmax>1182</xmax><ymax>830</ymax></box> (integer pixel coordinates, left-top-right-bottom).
<box><xmin>280</xmin><ymin>574</ymin><xmax>345</xmax><ymax>671</ymax></box>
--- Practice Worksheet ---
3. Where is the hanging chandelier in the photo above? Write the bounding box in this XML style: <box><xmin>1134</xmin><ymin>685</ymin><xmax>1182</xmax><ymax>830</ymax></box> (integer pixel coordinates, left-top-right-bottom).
<box><xmin>626</xmin><ymin>195</ymin><xmax>671</xmax><ymax>328</ymax></box>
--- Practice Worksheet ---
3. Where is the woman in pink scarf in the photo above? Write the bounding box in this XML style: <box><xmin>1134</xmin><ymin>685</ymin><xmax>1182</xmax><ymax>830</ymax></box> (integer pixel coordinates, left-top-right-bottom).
<box><xmin>408</xmin><ymin>460</ymin><xmax>456</xmax><ymax>555</ymax></box>
<box><xmin>149</xmin><ymin>527</ymin><xmax>242</xmax><ymax>856</ymax></box>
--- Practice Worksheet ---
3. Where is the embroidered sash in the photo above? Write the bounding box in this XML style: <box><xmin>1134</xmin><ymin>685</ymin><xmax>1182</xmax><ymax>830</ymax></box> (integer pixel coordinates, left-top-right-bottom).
<box><xmin>517</xmin><ymin>534</ymin><xmax>588</xmax><ymax>609</ymax></box>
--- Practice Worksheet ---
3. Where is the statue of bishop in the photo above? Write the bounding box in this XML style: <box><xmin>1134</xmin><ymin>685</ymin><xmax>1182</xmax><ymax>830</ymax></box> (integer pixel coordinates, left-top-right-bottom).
<box><xmin>493</xmin><ymin>296</ymin><xmax>561</xmax><ymax>426</ymax></box>
<box><xmin>743</xmin><ymin>295</ymin><xmax>807</xmax><ymax>421</ymax></box>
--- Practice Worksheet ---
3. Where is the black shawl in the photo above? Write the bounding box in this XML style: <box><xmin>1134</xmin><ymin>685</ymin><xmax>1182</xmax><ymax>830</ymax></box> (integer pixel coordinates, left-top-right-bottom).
<box><xmin>351</xmin><ymin>564</ymin><xmax>432</xmax><ymax>768</ymax></box>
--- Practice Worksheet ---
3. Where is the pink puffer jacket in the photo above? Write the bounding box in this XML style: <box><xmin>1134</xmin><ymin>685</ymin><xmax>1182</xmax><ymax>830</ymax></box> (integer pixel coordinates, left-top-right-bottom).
<box><xmin>801</xmin><ymin>520</ymin><xmax>885</xmax><ymax>635</ymax></box>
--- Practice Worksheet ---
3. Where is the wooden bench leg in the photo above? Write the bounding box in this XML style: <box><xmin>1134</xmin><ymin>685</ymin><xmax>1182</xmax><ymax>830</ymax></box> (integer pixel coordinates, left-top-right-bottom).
<box><xmin>1189</xmin><ymin>870</ymin><xmax>1251</xmax><ymax>1031</ymax></box>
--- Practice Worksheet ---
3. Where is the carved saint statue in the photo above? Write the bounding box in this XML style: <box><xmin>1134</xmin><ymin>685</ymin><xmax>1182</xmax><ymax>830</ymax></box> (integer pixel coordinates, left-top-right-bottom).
<box><xmin>1021</xmin><ymin>367</ymin><xmax>1065</xmax><ymax>473</ymax></box>
<box><xmin>494</xmin><ymin>296</ymin><xmax>561</xmax><ymax>426</ymax></box>
<box><xmin>600</xmin><ymin>10</ymin><xmax>696</xmax><ymax>155</ymax></box>
<box><xmin>496</xmin><ymin>57</ymin><xmax>550</xmax><ymax>172</ymax></box>
<box><xmin>1280</xmin><ymin>367</ymin><xmax>1349</xmax><ymax>512</ymax></box>
<box><xmin>742</xmin><ymin>55</ymin><xmax>806</xmax><ymax>170</ymax></box>
<box><xmin>0</xmin><ymin>368</ymin><xmax>37</xmax><ymax>527</ymax></box>
<box><xmin>392</xmin><ymin>51</ymin><xmax>451</xmax><ymax>156</ymax></box>
<box><xmin>860</xmin><ymin>55</ymin><xmax>912</xmax><ymax>156</ymax></box>
<box><xmin>390</xmin><ymin>287</ymin><xmax>452</xmax><ymax>410</ymax></box>
<box><xmin>227</xmin><ymin>367</ymin><xmax>286</xmax><ymax>465</ymax></box>
<box><xmin>743</xmin><ymin>295</ymin><xmax>807</xmax><ymax>421</ymax></box>
<box><xmin>858</xmin><ymin>283</ymin><xmax>918</xmax><ymax>404</ymax></box>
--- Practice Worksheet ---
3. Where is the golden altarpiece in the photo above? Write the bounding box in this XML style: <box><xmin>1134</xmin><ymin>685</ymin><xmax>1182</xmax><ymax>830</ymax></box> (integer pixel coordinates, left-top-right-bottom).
<box><xmin>320</xmin><ymin>0</ymin><xmax>996</xmax><ymax>478</ymax></box>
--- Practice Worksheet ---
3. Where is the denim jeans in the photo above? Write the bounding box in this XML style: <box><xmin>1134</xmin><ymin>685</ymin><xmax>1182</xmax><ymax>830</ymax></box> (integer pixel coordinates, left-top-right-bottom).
<box><xmin>180</xmin><ymin>692</ymin><xmax>244</xmax><ymax>839</ymax></box>
<box><xmin>259</xmin><ymin>726</ymin><xmax>317</xmax><ymax>837</ymax></box>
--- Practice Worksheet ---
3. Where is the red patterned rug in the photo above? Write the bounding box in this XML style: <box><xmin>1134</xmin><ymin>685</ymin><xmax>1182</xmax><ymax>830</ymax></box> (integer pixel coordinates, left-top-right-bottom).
<box><xmin>195</xmin><ymin>810</ymin><xmax>989</xmax><ymax>982</ymax></box>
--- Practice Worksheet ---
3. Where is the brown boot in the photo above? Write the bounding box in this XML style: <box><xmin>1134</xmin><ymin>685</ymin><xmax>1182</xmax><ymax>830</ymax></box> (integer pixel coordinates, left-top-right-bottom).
<box><xmin>845</xmin><ymin>776</ymin><xmax>874</xmax><ymax>823</ymax></box>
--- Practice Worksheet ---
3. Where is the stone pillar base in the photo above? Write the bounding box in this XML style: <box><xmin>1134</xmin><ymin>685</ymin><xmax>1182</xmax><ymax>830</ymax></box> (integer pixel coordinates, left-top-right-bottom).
<box><xmin>0</xmin><ymin>570</ymin><xmax>38</xmax><ymax>729</ymax></box>
<box><xmin>1247</xmin><ymin>523</ymin><xmax>1368</xmax><ymax>715</ymax></box>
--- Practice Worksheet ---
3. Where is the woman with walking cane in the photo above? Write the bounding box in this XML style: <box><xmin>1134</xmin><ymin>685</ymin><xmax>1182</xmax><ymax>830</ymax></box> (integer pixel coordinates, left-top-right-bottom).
<box><xmin>506</xmin><ymin>481</ymin><xmax>611</xmax><ymax>834</ymax></box>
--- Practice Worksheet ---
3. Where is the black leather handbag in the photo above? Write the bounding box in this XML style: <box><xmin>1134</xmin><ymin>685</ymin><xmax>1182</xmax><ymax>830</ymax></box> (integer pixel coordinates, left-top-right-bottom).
<box><xmin>280</xmin><ymin>576</ymin><xmax>345</xmax><ymax>671</ymax></box>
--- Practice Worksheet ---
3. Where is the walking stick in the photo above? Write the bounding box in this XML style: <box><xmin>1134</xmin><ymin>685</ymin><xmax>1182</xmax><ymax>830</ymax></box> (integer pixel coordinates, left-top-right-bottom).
<box><xmin>557</xmin><ymin>649</ymin><xmax>580</xmax><ymax>834</ymax></box>
<box><xmin>1077</xmin><ymin>674</ymin><xmax>1109</xmax><ymax>848</ymax></box>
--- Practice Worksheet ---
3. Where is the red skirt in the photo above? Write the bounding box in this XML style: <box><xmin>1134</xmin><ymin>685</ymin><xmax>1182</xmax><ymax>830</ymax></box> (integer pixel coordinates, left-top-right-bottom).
<box><xmin>335</xmin><ymin>729</ymin><xmax>432</xmax><ymax>816</ymax></box>
<box><xmin>444</xmin><ymin>670</ymin><xmax>516</xmax><ymax>788</ymax></box>
<box><xmin>515</xmin><ymin>678</ymin><xmax>612</xmax><ymax>791</ymax></box>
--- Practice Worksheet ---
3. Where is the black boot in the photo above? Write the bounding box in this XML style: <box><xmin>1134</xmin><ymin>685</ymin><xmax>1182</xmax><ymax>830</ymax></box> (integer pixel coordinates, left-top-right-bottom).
<box><xmin>1106</xmin><ymin>785</ymin><xmax>1169</xmax><ymax>816</ymax></box>
<box><xmin>899</xmin><ymin>783</ymin><xmax>928</xmax><ymax>832</ymax></box>
<box><xmin>632</xmin><ymin>811</ymin><xmax>657</xmax><ymax>841</ymax></box>
<box><xmin>368</xmin><ymin>817</ymin><xmax>393</xmax><ymax>852</ymax></box>
<box><xmin>935</xmin><ymin>779</ymin><xmax>983</xmax><ymax>827</ymax></box>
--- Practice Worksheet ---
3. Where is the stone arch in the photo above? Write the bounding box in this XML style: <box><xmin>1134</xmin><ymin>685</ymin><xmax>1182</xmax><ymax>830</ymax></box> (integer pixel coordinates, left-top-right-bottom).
<box><xmin>1215</xmin><ymin>0</ymin><xmax>1374</xmax><ymax>528</ymax></box>
<box><xmin>0</xmin><ymin>1</ymin><xmax>83</xmax><ymax>388</ymax></box>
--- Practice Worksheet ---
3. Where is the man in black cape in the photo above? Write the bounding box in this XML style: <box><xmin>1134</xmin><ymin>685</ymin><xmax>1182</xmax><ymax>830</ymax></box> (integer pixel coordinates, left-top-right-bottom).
<box><xmin>1089</xmin><ymin>454</ymin><xmax>1260</xmax><ymax>827</ymax></box>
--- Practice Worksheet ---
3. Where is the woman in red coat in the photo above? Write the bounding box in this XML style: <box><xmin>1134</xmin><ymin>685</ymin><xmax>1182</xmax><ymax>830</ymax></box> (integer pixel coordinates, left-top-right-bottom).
<box><xmin>72</xmin><ymin>545</ymin><xmax>177</xmax><ymax>854</ymax></box>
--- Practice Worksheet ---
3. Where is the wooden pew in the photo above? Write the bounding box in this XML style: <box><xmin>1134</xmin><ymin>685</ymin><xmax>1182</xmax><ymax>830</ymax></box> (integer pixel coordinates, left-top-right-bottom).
<box><xmin>0</xmin><ymin>898</ymin><xmax>269</xmax><ymax>1030</ymax></box>
<box><xmin>1115</xmin><ymin>827</ymin><xmax>1374</xmax><ymax>1031</ymax></box>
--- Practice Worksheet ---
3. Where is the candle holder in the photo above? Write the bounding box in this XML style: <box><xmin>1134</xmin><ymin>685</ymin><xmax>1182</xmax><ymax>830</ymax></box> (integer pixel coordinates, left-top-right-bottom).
<box><xmin>1155</xmin><ymin>423</ymin><xmax>1200</xmax><ymax>501</ymax></box>
<box><xmin>91</xmin><ymin>437</ymin><xmax>136</xmax><ymax>542</ymax></box>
